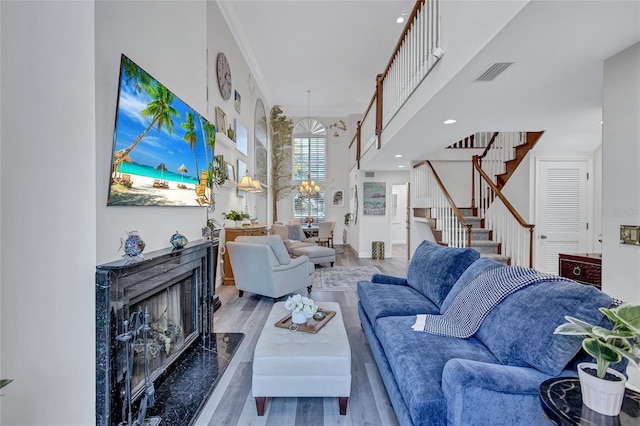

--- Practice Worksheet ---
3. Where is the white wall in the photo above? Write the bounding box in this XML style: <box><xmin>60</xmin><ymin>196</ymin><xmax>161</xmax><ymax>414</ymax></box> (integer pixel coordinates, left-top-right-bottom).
<box><xmin>95</xmin><ymin>1</ymin><xmax>209</xmax><ymax>264</ymax></box>
<box><xmin>1</xmin><ymin>2</ymin><xmax>96</xmax><ymax>424</ymax></box>
<box><xmin>357</xmin><ymin>170</ymin><xmax>410</xmax><ymax>258</ymax></box>
<box><xmin>95</xmin><ymin>1</ymin><xmax>271</xmax><ymax>265</ymax></box>
<box><xmin>601</xmin><ymin>42</ymin><xmax>640</xmax><ymax>303</ymax></box>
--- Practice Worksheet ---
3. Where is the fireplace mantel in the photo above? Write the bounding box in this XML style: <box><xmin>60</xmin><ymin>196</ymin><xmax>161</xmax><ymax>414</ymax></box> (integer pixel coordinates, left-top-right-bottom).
<box><xmin>96</xmin><ymin>239</ymin><xmax>219</xmax><ymax>426</ymax></box>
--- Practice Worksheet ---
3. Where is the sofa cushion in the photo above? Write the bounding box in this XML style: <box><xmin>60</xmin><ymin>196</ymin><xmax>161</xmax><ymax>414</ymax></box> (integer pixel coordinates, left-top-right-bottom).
<box><xmin>406</xmin><ymin>241</ymin><xmax>480</xmax><ymax>307</ymax></box>
<box><xmin>358</xmin><ymin>281</ymin><xmax>440</xmax><ymax>324</ymax></box>
<box><xmin>440</xmin><ymin>257</ymin><xmax>504</xmax><ymax>314</ymax></box>
<box><xmin>475</xmin><ymin>279</ymin><xmax>612</xmax><ymax>376</ymax></box>
<box><xmin>236</xmin><ymin>235</ymin><xmax>291</xmax><ymax>265</ymax></box>
<box><xmin>375</xmin><ymin>315</ymin><xmax>499</xmax><ymax>425</ymax></box>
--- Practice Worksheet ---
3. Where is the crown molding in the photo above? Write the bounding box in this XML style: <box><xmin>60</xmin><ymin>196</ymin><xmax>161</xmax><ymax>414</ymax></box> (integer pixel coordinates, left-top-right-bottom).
<box><xmin>215</xmin><ymin>1</ymin><xmax>274</xmax><ymax>109</ymax></box>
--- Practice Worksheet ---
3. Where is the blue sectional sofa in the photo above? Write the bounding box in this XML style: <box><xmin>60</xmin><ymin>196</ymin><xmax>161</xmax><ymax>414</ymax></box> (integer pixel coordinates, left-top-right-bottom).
<box><xmin>357</xmin><ymin>240</ymin><xmax>614</xmax><ymax>426</ymax></box>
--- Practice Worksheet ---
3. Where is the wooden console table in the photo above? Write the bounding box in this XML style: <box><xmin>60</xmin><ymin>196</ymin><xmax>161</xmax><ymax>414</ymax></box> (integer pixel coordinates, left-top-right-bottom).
<box><xmin>223</xmin><ymin>225</ymin><xmax>268</xmax><ymax>285</ymax></box>
<box><xmin>558</xmin><ymin>253</ymin><xmax>602</xmax><ymax>289</ymax></box>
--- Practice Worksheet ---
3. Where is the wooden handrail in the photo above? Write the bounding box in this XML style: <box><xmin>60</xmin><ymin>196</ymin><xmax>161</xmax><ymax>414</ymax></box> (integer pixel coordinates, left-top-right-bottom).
<box><xmin>381</xmin><ymin>0</ymin><xmax>425</xmax><ymax>81</ymax></box>
<box><xmin>352</xmin><ymin>0</ymin><xmax>429</xmax><ymax>153</ymax></box>
<box><xmin>472</xmin><ymin>156</ymin><xmax>533</xmax><ymax>230</ymax></box>
<box><xmin>426</xmin><ymin>161</ymin><xmax>472</xmax><ymax>246</ymax></box>
<box><xmin>478</xmin><ymin>131</ymin><xmax>500</xmax><ymax>160</ymax></box>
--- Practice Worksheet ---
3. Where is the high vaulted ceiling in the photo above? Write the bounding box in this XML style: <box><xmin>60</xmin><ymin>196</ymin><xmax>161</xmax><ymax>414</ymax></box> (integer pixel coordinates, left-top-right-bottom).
<box><xmin>220</xmin><ymin>1</ymin><xmax>640</xmax><ymax>170</ymax></box>
<box><xmin>219</xmin><ymin>0</ymin><xmax>414</xmax><ymax>117</ymax></box>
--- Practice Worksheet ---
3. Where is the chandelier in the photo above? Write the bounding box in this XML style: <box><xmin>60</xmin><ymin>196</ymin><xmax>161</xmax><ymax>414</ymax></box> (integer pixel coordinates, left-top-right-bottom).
<box><xmin>299</xmin><ymin>176</ymin><xmax>319</xmax><ymax>198</ymax></box>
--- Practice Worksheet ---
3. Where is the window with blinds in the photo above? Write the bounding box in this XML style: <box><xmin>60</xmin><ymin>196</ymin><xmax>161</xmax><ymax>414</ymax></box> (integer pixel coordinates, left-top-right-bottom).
<box><xmin>293</xmin><ymin>119</ymin><xmax>326</xmax><ymax>221</ymax></box>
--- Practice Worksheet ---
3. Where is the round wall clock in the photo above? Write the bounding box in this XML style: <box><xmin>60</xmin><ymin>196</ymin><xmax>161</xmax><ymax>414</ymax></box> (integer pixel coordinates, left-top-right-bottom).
<box><xmin>216</xmin><ymin>52</ymin><xmax>232</xmax><ymax>100</ymax></box>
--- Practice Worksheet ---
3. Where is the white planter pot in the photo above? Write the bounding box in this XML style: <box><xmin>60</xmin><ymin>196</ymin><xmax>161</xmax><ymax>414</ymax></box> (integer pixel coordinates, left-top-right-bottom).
<box><xmin>291</xmin><ymin>311</ymin><xmax>307</xmax><ymax>325</ymax></box>
<box><xmin>577</xmin><ymin>362</ymin><xmax>627</xmax><ymax>416</ymax></box>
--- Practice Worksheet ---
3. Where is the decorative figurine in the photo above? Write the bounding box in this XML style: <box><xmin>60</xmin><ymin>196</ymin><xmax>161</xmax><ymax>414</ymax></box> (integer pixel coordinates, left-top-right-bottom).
<box><xmin>170</xmin><ymin>231</ymin><xmax>188</xmax><ymax>249</ymax></box>
<box><xmin>120</xmin><ymin>231</ymin><xmax>145</xmax><ymax>259</ymax></box>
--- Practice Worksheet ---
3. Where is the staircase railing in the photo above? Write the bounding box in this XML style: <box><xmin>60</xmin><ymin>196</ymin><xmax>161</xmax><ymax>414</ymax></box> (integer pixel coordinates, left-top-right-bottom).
<box><xmin>413</xmin><ymin>160</ymin><xmax>472</xmax><ymax>247</ymax></box>
<box><xmin>349</xmin><ymin>0</ymin><xmax>442</xmax><ymax>168</ymax></box>
<box><xmin>472</xmin><ymin>155</ymin><xmax>534</xmax><ymax>267</ymax></box>
<box><xmin>476</xmin><ymin>131</ymin><xmax>526</xmax><ymax>187</ymax></box>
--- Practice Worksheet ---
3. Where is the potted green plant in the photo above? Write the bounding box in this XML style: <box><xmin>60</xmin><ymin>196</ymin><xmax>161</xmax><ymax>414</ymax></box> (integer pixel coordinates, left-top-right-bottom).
<box><xmin>223</xmin><ymin>210</ymin><xmax>250</xmax><ymax>227</ymax></box>
<box><xmin>343</xmin><ymin>213</ymin><xmax>352</xmax><ymax>245</ymax></box>
<box><xmin>554</xmin><ymin>304</ymin><xmax>640</xmax><ymax>415</ymax></box>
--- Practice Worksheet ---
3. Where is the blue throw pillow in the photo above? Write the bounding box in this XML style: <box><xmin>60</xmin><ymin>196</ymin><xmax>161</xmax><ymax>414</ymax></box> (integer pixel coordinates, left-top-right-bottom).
<box><xmin>440</xmin><ymin>257</ymin><xmax>504</xmax><ymax>314</ymax></box>
<box><xmin>475</xmin><ymin>279</ymin><xmax>612</xmax><ymax>376</ymax></box>
<box><xmin>287</xmin><ymin>224</ymin><xmax>303</xmax><ymax>241</ymax></box>
<box><xmin>407</xmin><ymin>240</ymin><xmax>480</xmax><ymax>307</ymax></box>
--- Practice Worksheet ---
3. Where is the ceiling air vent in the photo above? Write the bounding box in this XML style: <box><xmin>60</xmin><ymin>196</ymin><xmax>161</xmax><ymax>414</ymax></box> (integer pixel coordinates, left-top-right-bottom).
<box><xmin>365</xmin><ymin>172</ymin><xmax>375</xmax><ymax>178</ymax></box>
<box><xmin>476</xmin><ymin>62</ymin><xmax>514</xmax><ymax>82</ymax></box>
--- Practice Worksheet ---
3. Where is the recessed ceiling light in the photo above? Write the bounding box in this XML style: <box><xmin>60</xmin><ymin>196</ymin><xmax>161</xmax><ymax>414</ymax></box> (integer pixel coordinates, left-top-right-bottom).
<box><xmin>396</xmin><ymin>10</ymin><xmax>408</xmax><ymax>24</ymax></box>
<box><xmin>443</xmin><ymin>119</ymin><xmax>457</xmax><ymax>125</ymax></box>
<box><xmin>600</xmin><ymin>120</ymin><xmax>604</xmax><ymax>124</ymax></box>
<box><xmin>398</xmin><ymin>165</ymin><xmax>405</xmax><ymax>168</ymax></box>
<box><xmin>394</xmin><ymin>154</ymin><xmax>403</xmax><ymax>158</ymax></box>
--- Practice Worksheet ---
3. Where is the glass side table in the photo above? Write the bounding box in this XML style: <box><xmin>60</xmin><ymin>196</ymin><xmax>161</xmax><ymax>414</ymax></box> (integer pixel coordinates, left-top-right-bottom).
<box><xmin>540</xmin><ymin>377</ymin><xmax>640</xmax><ymax>425</ymax></box>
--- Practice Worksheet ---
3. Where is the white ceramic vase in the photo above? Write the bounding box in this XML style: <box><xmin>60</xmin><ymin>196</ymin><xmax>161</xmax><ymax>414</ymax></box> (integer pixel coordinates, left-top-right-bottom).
<box><xmin>577</xmin><ymin>362</ymin><xmax>626</xmax><ymax>416</ymax></box>
<box><xmin>291</xmin><ymin>311</ymin><xmax>307</xmax><ymax>325</ymax></box>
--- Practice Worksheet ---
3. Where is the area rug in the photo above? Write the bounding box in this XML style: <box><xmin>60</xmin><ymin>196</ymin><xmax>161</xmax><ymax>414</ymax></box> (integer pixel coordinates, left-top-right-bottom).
<box><xmin>313</xmin><ymin>265</ymin><xmax>380</xmax><ymax>291</ymax></box>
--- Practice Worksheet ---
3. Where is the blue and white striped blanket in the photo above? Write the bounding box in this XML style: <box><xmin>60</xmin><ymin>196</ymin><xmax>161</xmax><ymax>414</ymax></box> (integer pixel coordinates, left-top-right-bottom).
<box><xmin>412</xmin><ymin>266</ymin><xmax>568</xmax><ymax>338</ymax></box>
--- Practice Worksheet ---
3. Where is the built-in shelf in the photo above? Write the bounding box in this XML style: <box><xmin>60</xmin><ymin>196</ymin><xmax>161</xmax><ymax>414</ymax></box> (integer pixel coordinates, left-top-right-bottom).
<box><xmin>216</xmin><ymin>132</ymin><xmax>236</xmax><ymax>148</ymax></box>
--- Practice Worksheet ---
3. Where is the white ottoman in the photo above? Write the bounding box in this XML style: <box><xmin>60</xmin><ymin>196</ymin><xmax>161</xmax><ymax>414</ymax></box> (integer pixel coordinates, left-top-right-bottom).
<box><xmin>252</xmin><ymin>301</ymin><xmax>351</xmax><ymax>415</ymax></box>
<box><xmin>290</xmin><ymin>243</ymin><xmax>336</xmax><ymax>267</ymax></box>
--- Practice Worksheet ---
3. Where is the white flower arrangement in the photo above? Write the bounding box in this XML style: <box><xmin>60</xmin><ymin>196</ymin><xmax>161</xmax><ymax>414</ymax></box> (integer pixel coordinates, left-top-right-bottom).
<box><xmin>284</xmin><ymin>294</ymin><xmax>318</xmax><ymax>319</ymax></box>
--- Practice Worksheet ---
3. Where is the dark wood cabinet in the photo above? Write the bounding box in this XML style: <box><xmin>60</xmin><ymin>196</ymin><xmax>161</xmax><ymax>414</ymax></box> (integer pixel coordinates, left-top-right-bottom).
<box><xmin>223</xmin><ymin>225</ymin><xmax>268</xmax><ymax>285</ymax></box>
<box><xmin>559</xmin><ymin>253</ymin><xmax>602</xmax><ymax>289</ymax></box>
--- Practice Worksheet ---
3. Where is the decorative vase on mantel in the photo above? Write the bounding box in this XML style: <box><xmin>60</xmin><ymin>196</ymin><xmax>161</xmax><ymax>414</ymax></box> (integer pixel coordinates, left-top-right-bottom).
<box><xmin>577</xmin><ymin>362</ymin><xmax>627</xmax><ymax>416</ymax></box>
<box><xmin>291</xmin><ymin>311</ymin><xmax>307</xmax><ymax>325</ymax></box>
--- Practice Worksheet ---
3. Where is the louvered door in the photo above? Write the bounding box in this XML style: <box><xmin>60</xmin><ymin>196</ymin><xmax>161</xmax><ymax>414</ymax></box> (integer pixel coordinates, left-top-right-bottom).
<box><xmin>535</xmin><ymin>160</ymin><xmax>589</xmax><ymax>274</ymax></box>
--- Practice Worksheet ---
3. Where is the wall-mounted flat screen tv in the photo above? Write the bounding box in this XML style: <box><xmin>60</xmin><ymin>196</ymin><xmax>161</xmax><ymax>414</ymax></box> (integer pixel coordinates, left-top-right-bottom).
<box><xmin>108</xmin><ymin>54</ymin><xmax>216</xmax><ymax>206</ymax></box>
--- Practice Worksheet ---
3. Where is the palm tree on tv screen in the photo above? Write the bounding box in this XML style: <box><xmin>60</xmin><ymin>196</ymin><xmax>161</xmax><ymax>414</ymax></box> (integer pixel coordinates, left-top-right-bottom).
<box><xmin>200</xmin><ymin>119</ymin><xmax>216</xmax><ymax>187</ymax></box>
<box><xmin>113</xmin><ymin>77</ymin><xmax>180</xmax><ymax>170</ymax></box>
<box><xmin>182</xmin><ymin>111</ymin><xmax>199</xmax><ymax>178</ymax></box>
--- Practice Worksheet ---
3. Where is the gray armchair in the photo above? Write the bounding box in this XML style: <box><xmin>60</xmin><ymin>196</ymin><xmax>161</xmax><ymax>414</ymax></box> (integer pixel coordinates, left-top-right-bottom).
<box><xmin>226</xmin><ymin>235</ymin><xmax>314</xmax><ymax>299</ymax></box>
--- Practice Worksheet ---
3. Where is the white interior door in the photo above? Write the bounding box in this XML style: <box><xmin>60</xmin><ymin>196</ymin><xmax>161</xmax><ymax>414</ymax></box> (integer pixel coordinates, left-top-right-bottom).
<box><xmin>535</xmin><ymin>159</ymin><xmax>590</xmax><ymax>274</ymax></box>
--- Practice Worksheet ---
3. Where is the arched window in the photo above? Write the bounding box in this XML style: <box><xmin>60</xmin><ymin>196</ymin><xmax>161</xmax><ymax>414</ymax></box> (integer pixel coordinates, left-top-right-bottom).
<box><xmin>292</xmin><ymin>118</ymin><xmax>326</xmax><ymax>221</ymax></box>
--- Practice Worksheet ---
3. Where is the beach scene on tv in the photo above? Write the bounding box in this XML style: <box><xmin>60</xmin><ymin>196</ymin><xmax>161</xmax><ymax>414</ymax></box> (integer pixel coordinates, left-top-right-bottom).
<box><xmin>109</xmin><ymin>55</ymin><xmax>217</xmax><ymax>207</ymax></box>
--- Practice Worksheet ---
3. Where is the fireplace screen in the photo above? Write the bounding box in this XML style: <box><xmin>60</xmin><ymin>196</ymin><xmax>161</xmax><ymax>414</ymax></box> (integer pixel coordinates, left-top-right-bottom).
<box><xmin>123</xmin><ymin>274</ymin><xmax>197</xmax><ymax>397</ymax></box>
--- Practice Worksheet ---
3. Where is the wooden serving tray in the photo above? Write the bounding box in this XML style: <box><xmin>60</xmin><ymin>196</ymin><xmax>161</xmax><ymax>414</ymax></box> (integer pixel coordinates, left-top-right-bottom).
<box><xmin>274</xmin><ymin>309</ymin><xmax>336</xmax><ymax>333</ymax></box>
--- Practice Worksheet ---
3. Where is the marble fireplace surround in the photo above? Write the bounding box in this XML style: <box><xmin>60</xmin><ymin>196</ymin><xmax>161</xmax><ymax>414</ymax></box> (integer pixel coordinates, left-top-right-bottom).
<box><xmin>96</xmin><ymin>239</ymin><xmax>242</xmax><ymax>426</ymax></box>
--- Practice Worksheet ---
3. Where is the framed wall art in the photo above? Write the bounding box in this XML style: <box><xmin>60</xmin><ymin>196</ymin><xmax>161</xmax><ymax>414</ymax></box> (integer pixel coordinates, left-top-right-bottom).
<box><xmin>363</xmin><ymin>182</ymin><xmax>386</xmax><ymax>216</ymax></box>
<box><xmin>225</xmin><ymin>161</ymin><xmax>235</xmax><ymax>182</ymax></box>
<box><xmin>236</xmin><ymin>159</ymin><xmax>247</xmax><ymax>197</ymax></box>
<box><xmin>215</xmin><ymin>107</ymin><xmax>227</xmax><ymax>138</ymax></box>
<box><xmin>234</xmin><ymin>90</ymin><xmax>241</xmax><ymax>113</ymax></box>
<box><xmin>331</xmin><ymin>189</ymin><xmax>344</xmax><ymax>207</ymax></box>
<box><xmin>235</xmin><ymin>121</ymin><xmax>248</xmax><ymax>156</ymax></box>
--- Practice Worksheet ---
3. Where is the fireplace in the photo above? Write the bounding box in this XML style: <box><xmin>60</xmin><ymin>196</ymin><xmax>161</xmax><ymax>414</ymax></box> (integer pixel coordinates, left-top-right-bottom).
<box><xmin>96</xmin><ymin>239</ymin><xmax>241</xmax><ymax>426</ymax></box>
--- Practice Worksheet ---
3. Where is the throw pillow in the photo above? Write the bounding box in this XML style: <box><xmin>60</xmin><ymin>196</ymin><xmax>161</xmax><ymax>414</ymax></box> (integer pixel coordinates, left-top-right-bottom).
<box><xmin>440</xmin><ymin>257</ymin><xmax>503</xmax><ymax>314</ymax></box>
<box><xmin>475</xmin><ymin>279</ymin><xmax>612</xmax><ymax>376</ymax></box>
<box><xmin>287</xmin><ymin>224</ymin><xmax>303</xmax><ymax>241</ymax></box>
<box><xmin>406</xmin><ymin>240</ymin><xmax>480</xmax><ymax>307</ymax></box>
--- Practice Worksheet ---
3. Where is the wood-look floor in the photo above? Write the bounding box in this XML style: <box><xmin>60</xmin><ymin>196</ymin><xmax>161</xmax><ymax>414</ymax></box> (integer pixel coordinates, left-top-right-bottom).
<box><xmin>194</xmin><ymin>244</ymin><xmax>410</xmax><ymax>426</ymax></box>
